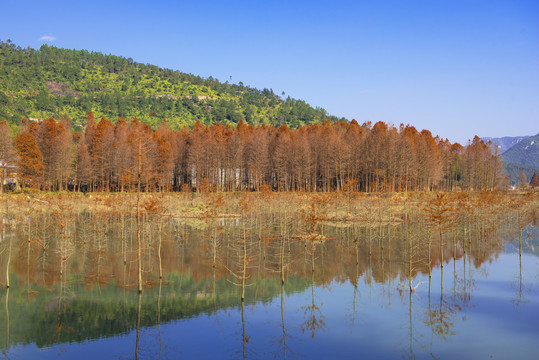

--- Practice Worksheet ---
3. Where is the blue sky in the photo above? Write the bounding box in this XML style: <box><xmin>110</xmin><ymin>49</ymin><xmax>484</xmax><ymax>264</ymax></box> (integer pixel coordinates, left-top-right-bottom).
<box><xmin>1</xmin><ymin>0</ymin><xmax>538</xmax><ymax>144</ymax></box>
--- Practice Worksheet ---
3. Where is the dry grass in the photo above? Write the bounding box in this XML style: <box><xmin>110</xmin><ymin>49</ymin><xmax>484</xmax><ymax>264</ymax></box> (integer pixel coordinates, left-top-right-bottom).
<box><xmin>0</xmin><ymin>190</ymin><xmax>536</xmax><ymax>226</ymax></box>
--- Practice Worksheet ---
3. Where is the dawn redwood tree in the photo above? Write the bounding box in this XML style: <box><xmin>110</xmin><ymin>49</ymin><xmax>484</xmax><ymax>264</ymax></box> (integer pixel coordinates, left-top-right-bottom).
<box><xmin>211</xmin><ymin>123</ymin><xmax>228</xmax><ymax>191</ymax></box>
<box><xmin>398</xmin><ymin>125</ymin><xmax>419</xmax><ymax>192</ymax></box>
<box><xmin>377</xmin><ymin>124</ymin><xmax>399</xmax><ymax>191</ymax></box>
<box><xmin>305</xmin><ymin>123</ymin><xmax>321</xmax><ymax>191</ymax></box>
<box><xmin>27</xmin><ymin>121</ymin><xmax>40</xmax><ymax>140</ymax></box>
<box><xmin>223</xmin><ymin>123</ymin><xmax>241</xmax><ymax>191</ymax></box>
<box><xmin>5</xmin><ymin>114</ymin><xmax>508</xmax><ymax>194</ymax></box>
<box><xmin>529</xmin><ymin>172</ymin><xmax>538</xmax><ymax>188</ymax></box>
<box><xmin>234</xmin><ymin>120</ymin><xmax>250</xmax><ymax>190</ymax></box>
<box><xmin>187</xmin><ymin>121</ymin><xmax>210</xmax><ymax>191</ymax></box>
<box><xmin>38</xmin><ymin>118</ymin><xmax>71</xmax><ymax>190</ymax></box>
<box><xmin>345</xmin><ymin>120</ymin><xmax>366</xmax><ymax>192</ymax></box>
<box><xmin>330</xmin><ymin>123</ymin><xmax>350</xmax><ymax>191</ymax></box>
<box><xmin>206</xmin><ymin>121</ymin><xmax>219</xmax><ymax>187</ymax></box>
<box><xmin>448</xmin><ymin>143</ymin><xmax>464</xmax><ymax>191</ymax></box>
<box><xmin>128</xmin><ymin>119</ymin><xmax>156</xmax><ymax>192</ymax></box>
<box><xmin>369</xmin><ymin>121</ymin><xmax>388</xmax><ymax>191</ymax></box>
<box><xmin>38</xmin><ymin>118</ymin><xmax>59</xmax><ymax>190</ymax></box>
<box><xmin>273</xmin><ymin>125</ymin><xmax>292</xmax><ymax>191</ymax></box>
<box><xmin>0</xmin><ymin>120</ymin><xmax>17</xmax><ymax>192</ymax></box>
<box><xmin>462</xmin><ymin>136</ymin><xmax>500</xmax><ymax>191</ymax></box>
<box><xmin>60</xmin><ymin>116</ymin><xmax>75</xmax><ymax>190</ymax></box>
<box><xmin>112</xmin><ymin>117</ymin><xmax>132</xmax><ymax>191</ymax></box>
<box><xmin>15</xmin><ymin>132</ymin><xmax>44</xmax><ymax>188</ymax></box>
<box><xmin>160</xmin><ymin>119</ymin><xmax>179</xmax><ymax>187</ymax></box>
<box><xmin>519</xmin><ymin>171</ymin><xmax>528</xmax><ymax>189</ymax></box>
<box><xmin>153</xmin><ymin>123</ymin><xmax>175</xmax><ymax>192</ymax></box>
<box><xmin>173</xmin><ymin>127</ymin><xmax>189</xmax><ymax>190</ymax></box>
<box><xmin>418</xmin><ymin>130</ymin><xmax>442</xmax><ymax>191</ymax></box>
<box><xmin>437</xmin><ymin>139</ymin><xmax>456</xmax><ymax>191</ymax></box>
<box><xmin>84</xmin><ymin>111</ymin><xmax>97</xmax><ymax>146</ymax></box>
<box><xmin>74</xmin><ymin>135</ymin><xmax>91</xmax><ymax>191</ymax></box>
<box><xmin>292</xmin><ymin>128</ymin><xmax>312</xmax><ymax>191</ymax></box>
<box><xmin>89</xmin><ymin>117</ymin><xmax>115</xmax><ymax>191</ymax></box>
<box><xmin>463</xmin><ymin>136</ymin><xmax>483</xmax><ymax>190</ymax></box>
<box><xmin>320</xmin><ymin>121</ymin><xmax>336</xmax><ymax>191</ymax></box>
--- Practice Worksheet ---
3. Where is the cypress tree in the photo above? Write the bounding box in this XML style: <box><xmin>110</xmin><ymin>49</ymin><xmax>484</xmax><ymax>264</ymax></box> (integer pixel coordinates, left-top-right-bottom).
<box><xmin>530</xmin><ymin>172</ymin><xmax>539</xmax><ymax>188</ymax></box>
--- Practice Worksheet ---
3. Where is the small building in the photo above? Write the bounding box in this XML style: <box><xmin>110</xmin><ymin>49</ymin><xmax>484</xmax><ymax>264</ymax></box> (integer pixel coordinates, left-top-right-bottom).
<box><xmin>1</xmin><ymin>162</ymin><xmax>18</xmax><ymax>191</ymax></box>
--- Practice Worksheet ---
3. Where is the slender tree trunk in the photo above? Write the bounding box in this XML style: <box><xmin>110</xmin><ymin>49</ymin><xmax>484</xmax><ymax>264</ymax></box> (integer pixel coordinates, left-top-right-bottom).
<box><xmin>137</xmin><ymin>140</ymin><xmax>143</xmax><ymax>293</ymax></box>
<box><xmin>158</xmin><ymin>220</ymin><xmax>163</xmax><ymax>280</ymax></box>
<box><xmin>280</xmin><ymin>233</ymin><xmax>286</xmax><ymax>284</ymax></box>
<box><xmin>4</xmin><ymin>225</ymin><xmax>10</xmax><ymax>289</ymax></box>
<box><xmin>440</xmin><ymin>226</ymin><xmax>444</xmax><ymax>299</ymax></box>
<box><xmin>3</xmin><ymin>198</ymin><xmax>10</xmax><ymax>288</ymax></box>
<box><xmin>519</xmin><ymin>228</ymin><xmax>523</xmax><ymax>302</ymax></box>
<box><xmin>241</xmin><ymin>226</ymin><xmax>247</xmax><ymax>302</ymax></box>
<box><xmin>0</xmin><ymin>159</ymin><xmax>5</xmax><ymax>194</ymax></box>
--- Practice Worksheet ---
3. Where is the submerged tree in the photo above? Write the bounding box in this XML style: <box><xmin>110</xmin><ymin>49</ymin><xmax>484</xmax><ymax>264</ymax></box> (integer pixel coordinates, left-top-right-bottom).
<box><xmin>424</xmin><ymin>193</ymin><xmax>454</xmax><ymax>293</ymax></box>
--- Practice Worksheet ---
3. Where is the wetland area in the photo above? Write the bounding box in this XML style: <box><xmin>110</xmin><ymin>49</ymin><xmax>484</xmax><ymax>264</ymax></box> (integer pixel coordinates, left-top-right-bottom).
<box><xmin>0</xmin><ymin>191</ymin><xmax>538</xmax><ymax>359</ymax></box>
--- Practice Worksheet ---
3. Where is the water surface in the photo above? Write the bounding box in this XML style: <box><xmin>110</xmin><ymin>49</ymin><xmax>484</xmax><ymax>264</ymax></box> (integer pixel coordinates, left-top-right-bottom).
<box><xmin>1</xmin><ymin>213</ymin><xmax>537</xmax><ymax>359</ymax></box>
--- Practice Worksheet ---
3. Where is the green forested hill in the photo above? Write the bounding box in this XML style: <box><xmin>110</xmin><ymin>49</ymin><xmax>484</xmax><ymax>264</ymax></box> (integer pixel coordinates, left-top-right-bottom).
<box><xmin>0</xmin><ymin>40</ymin><xmax>344</xmax><ymax>130</ymax></box>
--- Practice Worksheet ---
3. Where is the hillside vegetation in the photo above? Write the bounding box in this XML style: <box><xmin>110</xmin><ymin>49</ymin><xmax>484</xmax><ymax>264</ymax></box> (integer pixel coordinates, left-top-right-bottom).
<box><xmin>0</xmin><ymin>40</ymin><xmax>344</xmax><ymax>130</ymax></box>
<box><xmin>503</xmin><ymin>133</ymin><xmax>539</xmax><ymax>168</ymax></box>
<box><xmin>504</xmin><ymin>163</ymin><xmax>539</xmax><ymax>187</ymax></box>
<box><xmin>502</xmin><ymin>133</ymin><xmax>539</xmax><ymax>185</ymax></box>
<box><xmin>482</xmin><ymin>135</ymin><xmax>529</xmax><ymax>153</ymax></box>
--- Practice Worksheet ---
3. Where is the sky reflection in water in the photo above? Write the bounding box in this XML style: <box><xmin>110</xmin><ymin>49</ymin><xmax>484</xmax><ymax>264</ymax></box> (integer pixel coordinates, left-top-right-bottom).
<box><xmin>1</xmin><ymin>222</ymin><xmax>538</xmax><ymax>360</ymax></box>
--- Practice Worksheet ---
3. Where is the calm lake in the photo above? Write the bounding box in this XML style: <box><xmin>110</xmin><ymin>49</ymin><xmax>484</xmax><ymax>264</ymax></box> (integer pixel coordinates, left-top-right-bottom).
<box><xmin>1</xmin><ymin>209</ymin><xmax>538</xmax><ymax>359</ymax></box>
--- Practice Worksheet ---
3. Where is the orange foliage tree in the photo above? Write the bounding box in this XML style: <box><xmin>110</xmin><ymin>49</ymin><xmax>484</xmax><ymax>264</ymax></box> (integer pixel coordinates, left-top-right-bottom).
<box><xmin>15</xmin><ymin>132</ymin><xmax>44</xmax><ymax>188</ymax></box>
<box><xmin>5</xmin><ymin>112</ymin><xmax>505</xmax><ymax>193</ymax></box>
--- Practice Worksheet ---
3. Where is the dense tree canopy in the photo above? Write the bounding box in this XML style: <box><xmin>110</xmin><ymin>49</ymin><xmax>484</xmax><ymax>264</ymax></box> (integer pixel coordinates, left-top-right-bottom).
<box><xmin>8</xmin><ymin>115</ymin><xmax>504</xmax><ymax>192</ymax></box>
<box><xmin>14</xmin><ymin>131</ymin><xmax>43</xmax><ymax>188</ymax></box>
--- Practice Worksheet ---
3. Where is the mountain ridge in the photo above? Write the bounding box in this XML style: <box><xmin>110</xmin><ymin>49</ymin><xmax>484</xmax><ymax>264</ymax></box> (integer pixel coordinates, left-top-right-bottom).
<box><xmin>0</xmin><ymin>40</ymin><xmax>345</xmax><ymax>130</ymax></box>
<box><xmin>500</xmin><ymin>133</ymin><xmax>539</xmax><ymax>185</ymax></box>
<box><xmin>502</xmin><ymin>133</ymin><xmax>539</xmax><ymax>167</ymax></box>
<box><xmin>481</xmin><ymin>135</ymin><xmax>530</xmax><ymax>153</ymax></box>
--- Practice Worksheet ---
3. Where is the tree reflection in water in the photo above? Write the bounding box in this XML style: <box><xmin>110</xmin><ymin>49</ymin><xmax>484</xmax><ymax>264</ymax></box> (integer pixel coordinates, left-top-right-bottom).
<box><xmin>0</xmin><ymin>192</ymin><xmax>536</xmax><ymax>359</ymax></box>
<box><xmin>301</xmin><ymin>262</ymin><xmax>326</xmax><ymax>339</ymax></box>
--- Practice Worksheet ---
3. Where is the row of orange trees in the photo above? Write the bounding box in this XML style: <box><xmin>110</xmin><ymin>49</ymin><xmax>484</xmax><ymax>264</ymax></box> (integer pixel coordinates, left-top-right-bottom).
<box><xmin>0</xmin><ymin>113</ymin><xmax>504</xmax><ymax>192</ymax></box>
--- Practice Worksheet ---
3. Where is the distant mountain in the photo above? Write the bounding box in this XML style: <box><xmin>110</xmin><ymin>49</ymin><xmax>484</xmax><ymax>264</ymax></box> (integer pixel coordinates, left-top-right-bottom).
<box><xmin>503</xmin><ymin>133</ymin><xmax>539</xmax><ymax>167</ymax></box>
<box><xmin>0</xmin><ymin>41</ymin><xmax>345</xmax><ymax>130</ymax></box>
<box><xmin>482</xmin><ymin>135</ymin><xmax>529</xmax><ymax>153</ymax></box>
<box><xmin>502</xmin><ymin>133</ymin><xmax>539</xmax><ymax>185</ymax></box>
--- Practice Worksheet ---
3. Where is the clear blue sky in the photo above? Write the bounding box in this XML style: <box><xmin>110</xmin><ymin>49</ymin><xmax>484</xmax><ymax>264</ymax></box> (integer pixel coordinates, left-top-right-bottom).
<box><xmin>1</xmin><ymin>0</ymin><xmax>538</xmax><ymax>144</ymax></box>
